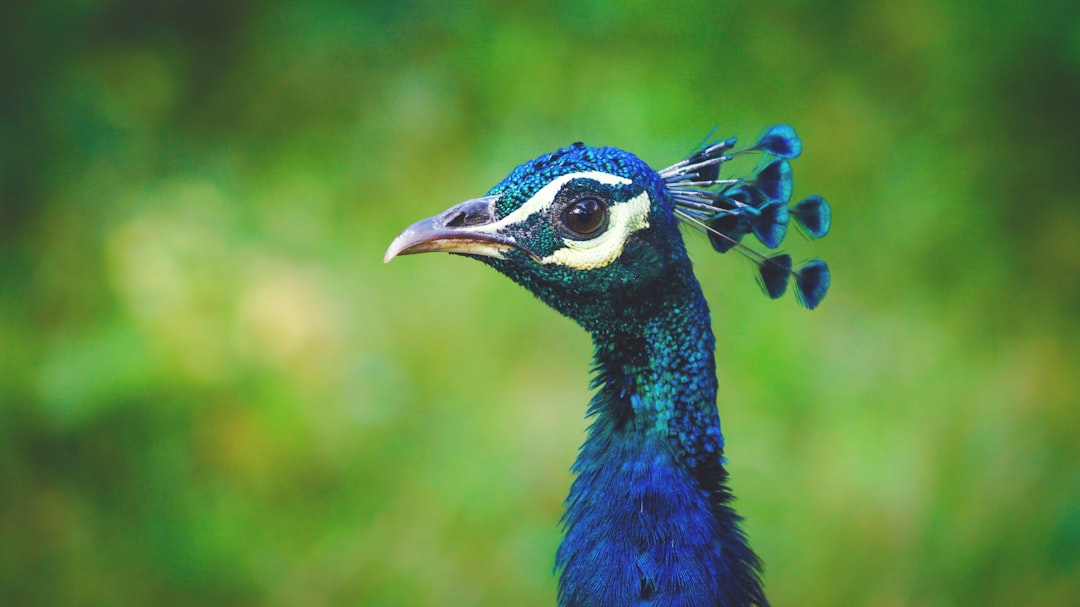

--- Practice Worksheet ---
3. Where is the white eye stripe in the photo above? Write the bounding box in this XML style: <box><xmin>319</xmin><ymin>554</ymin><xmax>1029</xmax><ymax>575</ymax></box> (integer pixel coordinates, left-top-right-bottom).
<box><xmin>461</xmin><ymin>170</ymin><xmax>648</xmax><ymax>270</ymax></box>
<box><xmin>541</xmin><ymin>191</ymin><xmax>651</xmax><ymax>270</ymax></box>
<box><xmin>485</xmin><ymin>171</ymin><xmax>632</xmax><ymax>231</ymax></box>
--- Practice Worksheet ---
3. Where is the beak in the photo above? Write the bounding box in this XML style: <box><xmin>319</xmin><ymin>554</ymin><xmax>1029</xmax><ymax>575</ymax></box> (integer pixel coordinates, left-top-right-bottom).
<box><xmin>384</xmin><ymin>195</ymin><xmax>522</xmax><ymax>263</ymax></box>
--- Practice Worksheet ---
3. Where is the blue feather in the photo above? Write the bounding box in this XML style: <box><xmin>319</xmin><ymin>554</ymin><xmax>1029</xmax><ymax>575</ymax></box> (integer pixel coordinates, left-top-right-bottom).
<box><xmin>751</xmin><ymin>124</ymin><xmax>802</xmax><ymax>159</ymax></box>
<box><xmin>791</xmin><ymin>195</ymin><xmax>831</xmax><ymax>238</ymax></box>
<box><xmin>723</xmin><ymin>184</ymin><xmax>767</xmax><ymax>208</ymax></box>
<box><xmin>751</xmin><ymin>201</ymin><xmax>790</xmax><ymax>249</ymax></box>
<box><xmin>757</xmin><ymin>253</ymin><xmax>792</xmax><ymax>299</ymax></box>
<box><xmin>755</xmin><ymin>159</ymin><xmax>793</xmax><ymax>204</ymax></box>
<box><xmin>795</xmin><ymin>259</ymin><xmax>830</xmax><ymax>309</ymax></box>
<box><xmin>706</xmin><ymin>212</ymin><xmax>752</xmax><ymax>253</ymax></box>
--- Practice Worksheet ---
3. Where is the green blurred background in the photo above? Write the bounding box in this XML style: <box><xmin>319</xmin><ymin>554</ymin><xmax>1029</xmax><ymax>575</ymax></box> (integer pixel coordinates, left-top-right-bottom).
<box><xmin>2</xmin><ymin>1</ymin><xmax>1079</xmax><ymax>605</ymax></box>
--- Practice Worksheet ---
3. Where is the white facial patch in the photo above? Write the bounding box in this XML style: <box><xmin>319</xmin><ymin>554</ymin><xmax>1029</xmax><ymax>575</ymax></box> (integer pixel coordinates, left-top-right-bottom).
<box><xmin>540</xmin><ymin>190</ymin><xmax>651</xmax><ymax>270</ymax></box>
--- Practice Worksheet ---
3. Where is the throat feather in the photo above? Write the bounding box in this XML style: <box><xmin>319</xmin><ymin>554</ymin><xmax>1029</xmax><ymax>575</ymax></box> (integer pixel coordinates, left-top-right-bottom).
<box><xmin>556</xmin><ymin>286</ymin><xmax>767</xmax><ymax>607</ymax></box>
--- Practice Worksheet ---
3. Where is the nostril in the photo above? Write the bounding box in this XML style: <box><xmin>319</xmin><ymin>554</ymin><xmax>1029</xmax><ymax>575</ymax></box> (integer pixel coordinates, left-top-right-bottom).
<box><xmin>444</xmin><ymin>210</ymin><xmax>468</xmax><ymax>228</ymax></box>
<box><xmin>442</xmin><ymin>201</ymin><xmax>495</xmax><ymax>228</ymax></box>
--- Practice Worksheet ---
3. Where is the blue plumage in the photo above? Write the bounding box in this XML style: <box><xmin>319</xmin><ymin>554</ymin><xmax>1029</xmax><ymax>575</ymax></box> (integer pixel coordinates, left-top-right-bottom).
<box><xmin>795</xmin><ymin>258</ymin><xmax>830</xmax><ymax>310</ymax></box>
<box><xmin>751</xmin><ymin>201</ymin><xmax>789</xmax><ymax>249</ymax></box>
<box><xmin>754</xmin><ymin>159</ymin><xmax>793</xmax><ymax>204</ymax></box>
<box><xmin>705</xmin><ymin>211</ymin><xmax>752</xmax><ymax>253</ymax></box>
<box><xmin>757</xmin><ymin>253</ymin><xmax>793</xmax><ymax>300</ymax></box>
<box><xmin>556</xmin><ymin>292</ymin><xmax>765</xmax><ymax>607</ymax></box>
<box><xmin>791</xmin><ymin>195</ymin><xmax>831</xmax><ymax>239</ymax></box>
<box><xmin>749</xmin><ymin>124</ymin><xmax>802</xmax><ymax>159</ymax></box>
<box><xmin>661</xmin><ymin>127</ymin><xmax>831</xmax><ymax>306</ymax></box>
<box><xmin>385</xmin><ymin>125</ymin><xmax>831</xmax><ymax>606</ymax></box>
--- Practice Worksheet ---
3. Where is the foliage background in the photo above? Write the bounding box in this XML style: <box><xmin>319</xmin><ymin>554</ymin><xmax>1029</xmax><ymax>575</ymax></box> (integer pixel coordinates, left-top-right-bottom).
<box><xmin>2</xmin><ymin>1</ymin><xmax>1079</xmax><ymax>605</ymax></box>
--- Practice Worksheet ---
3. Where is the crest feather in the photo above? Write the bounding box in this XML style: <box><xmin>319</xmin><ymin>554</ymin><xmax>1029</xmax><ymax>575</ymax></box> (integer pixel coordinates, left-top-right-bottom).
<box><xmin>665</xmin><ymin>125</ymin><xmax>832</xmax><ymax>309</ymax></box>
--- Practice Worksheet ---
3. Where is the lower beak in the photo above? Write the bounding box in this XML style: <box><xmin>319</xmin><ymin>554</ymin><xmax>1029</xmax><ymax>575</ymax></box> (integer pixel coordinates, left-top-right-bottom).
<box><xmin>384</xmin><ymin>195</ymin><xmax>518</xmax><ymax>263</ymax></box>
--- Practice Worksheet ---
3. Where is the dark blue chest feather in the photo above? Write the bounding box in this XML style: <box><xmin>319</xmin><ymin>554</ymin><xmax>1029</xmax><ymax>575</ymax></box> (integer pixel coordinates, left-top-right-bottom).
<box><xmin>558</xmin><ymin>431</ymin><xmax>751</xmax><ymax>607</ymax></box>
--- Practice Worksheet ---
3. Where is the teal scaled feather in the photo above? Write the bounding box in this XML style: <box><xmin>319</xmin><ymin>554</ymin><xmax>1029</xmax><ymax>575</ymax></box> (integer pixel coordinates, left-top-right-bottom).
<box><xmin>385</xmin><ymin>126</ymin><xmax>830</xmax><ymax>606</ymax></box>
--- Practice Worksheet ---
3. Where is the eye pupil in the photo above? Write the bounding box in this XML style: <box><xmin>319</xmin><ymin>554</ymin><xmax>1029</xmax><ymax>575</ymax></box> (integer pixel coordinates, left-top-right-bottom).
<box><xmin>564</xmin><ymin>198</ymin><xmax>606</xmax><ymax>235</ymax></box>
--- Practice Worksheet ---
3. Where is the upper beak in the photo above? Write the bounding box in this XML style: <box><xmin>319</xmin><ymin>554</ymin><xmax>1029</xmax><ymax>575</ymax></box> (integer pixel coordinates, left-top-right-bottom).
<box><xmin>384</xmin><ymin>195</ymin><xmax>521</xmax><ymax>263</ymax></box>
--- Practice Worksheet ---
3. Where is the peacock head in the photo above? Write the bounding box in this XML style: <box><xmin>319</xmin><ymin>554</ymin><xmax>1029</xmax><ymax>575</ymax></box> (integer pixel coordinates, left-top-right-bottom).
<box><xmin>385</xmin><ymin>126</ymin><xmax>832</xmax><ymax>326</ymax></box>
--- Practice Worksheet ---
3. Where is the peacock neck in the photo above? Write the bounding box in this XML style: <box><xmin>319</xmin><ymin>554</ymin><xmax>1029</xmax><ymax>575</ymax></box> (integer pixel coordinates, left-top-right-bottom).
<box><xmin>556</xmin><ymin>269</ymin><xmax>767</xmax><ymax>607</ymax></box>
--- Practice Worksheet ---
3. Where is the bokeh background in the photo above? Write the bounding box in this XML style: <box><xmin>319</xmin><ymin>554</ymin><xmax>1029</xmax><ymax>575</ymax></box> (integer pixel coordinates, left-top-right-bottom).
<box><xmin>3</xmin><ymin>1</ymin><xmax>1079</xmax><ymax>605</ymax></box>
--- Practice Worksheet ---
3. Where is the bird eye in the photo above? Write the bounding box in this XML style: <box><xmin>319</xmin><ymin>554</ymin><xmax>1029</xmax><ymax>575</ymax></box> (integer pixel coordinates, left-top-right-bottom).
<box><xmin>562</xmin><ymin>198</ymin><xmax>607</xmax><ymax>236</ymax></box>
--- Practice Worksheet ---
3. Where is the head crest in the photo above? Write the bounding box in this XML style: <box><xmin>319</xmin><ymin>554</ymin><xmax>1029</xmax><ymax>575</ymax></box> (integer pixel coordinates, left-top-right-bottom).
<box><xmin>660</xmin><ymin>125</ymin><xmax>832</xmax><ymax>309</ymax></box>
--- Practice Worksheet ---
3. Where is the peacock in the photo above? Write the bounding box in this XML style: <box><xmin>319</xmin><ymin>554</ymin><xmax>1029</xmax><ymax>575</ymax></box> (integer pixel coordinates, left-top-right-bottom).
<box><xmin>385</xmin><ymin>125</ymin><xmax>830</xmax><ymax>607</ymax></box>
